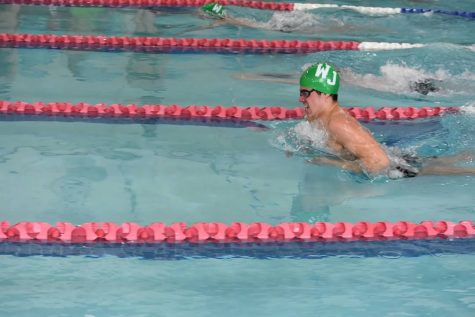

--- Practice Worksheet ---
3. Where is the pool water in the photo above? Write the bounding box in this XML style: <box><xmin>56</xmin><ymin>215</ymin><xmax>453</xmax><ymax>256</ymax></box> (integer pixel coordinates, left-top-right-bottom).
<box><xmin>0</xmin><ymin>1</ymin><xmax>475</xmax><ymax>316</ymax></box>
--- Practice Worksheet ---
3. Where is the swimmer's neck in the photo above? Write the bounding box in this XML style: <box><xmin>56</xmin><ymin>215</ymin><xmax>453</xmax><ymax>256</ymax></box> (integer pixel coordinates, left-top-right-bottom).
<box><xmin>306</xmin><ymin>101</ymin><xmax>340</xmax><ymax>127</ymax></box>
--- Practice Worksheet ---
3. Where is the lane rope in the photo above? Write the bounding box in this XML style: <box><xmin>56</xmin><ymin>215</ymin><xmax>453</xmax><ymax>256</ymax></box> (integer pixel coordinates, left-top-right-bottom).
<box><xmin>0</xmin><ymin>0</ymin><xmax>473</xmax><ymax>19</ymax></box>
<box><xmin>294</xmin><ymin>3</ymin><xmax>475</xmax><ymax>19</ymax></box>
<box><xmin>0</xmin><ymin>100</ymin><xmax>460</xmax><ymax>121</ymax></box>
<box><xmin>0</xmin><ymin>33</ymin><xmax>435</xmax><ymax>54</ymax></box>
<box><xmin>1</xmin><ymin>220</ymin><xmax>474</xmax><ymax>243</ymax></box>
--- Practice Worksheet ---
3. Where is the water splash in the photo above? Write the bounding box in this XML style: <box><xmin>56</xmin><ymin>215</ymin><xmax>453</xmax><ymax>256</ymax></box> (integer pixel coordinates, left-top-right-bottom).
<box><xmin>339</xmin><ymin>62</ymin><xmax>475</xmax><ymax>95</ymax></box>
<box><xmin>340</xmin><ymin>63</ymin><xmax>434</xmax><ymax>94</ymax></box>
<box><xmin>461</xmin><ymin>102</ymin><xmax>475</xmax><ymax>114</ymax></box>
<box><xmin>384</xmin><ymin>146</ymin><xmax>421</xmax><ymax>179</ymax></box>
<box><xmin>261</xmin><ymin>11</ymin><xmax>344</xmax><ymax>33</ymax></box>
<box><xmin>271</xmin><ymin>121</ymin><xmax>329</xmax><ymax>155</ymax></box>
<box><xmin>263</xmin><ymin>11</ymin><xmax>325</xmax><ymax>32</ymax></box>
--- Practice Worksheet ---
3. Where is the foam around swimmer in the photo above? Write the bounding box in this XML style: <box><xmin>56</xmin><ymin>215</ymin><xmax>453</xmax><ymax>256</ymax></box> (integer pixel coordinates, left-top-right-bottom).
<box><xmin>461</xmin><ymin>103</ymin><xmax>475</xmax><ymax>114</ymax></box>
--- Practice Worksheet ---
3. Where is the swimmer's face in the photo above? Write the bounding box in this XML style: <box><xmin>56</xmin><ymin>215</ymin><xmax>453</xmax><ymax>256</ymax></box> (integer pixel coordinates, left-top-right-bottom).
<box><xmin>299</xmin><ymin>87</ymin><xmax>323</xmax><ymax>119</ymax></box>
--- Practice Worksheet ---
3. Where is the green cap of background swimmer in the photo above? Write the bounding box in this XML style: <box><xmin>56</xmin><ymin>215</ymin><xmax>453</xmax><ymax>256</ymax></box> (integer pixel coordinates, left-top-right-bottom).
<box><xmin>300</xmin><ymin>63</ymin><xmax>340</xmax><ymax>95</ymax></box>
<box><xmin>201</xmin><ymin>2</ymin><xmax>225</xmax><ymax>18</ymax></box>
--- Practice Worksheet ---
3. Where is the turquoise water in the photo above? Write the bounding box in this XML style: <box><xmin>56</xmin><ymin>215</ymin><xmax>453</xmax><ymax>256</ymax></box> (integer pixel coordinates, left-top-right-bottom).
<box><xmin>0</xmin><ymin>1</ymin><xmax>475</xmax><ymax>316</ymax></box>
<box><xmin>2</xmin><ymin>255</ymin><xmax>475</xmax><ymax>317</ymax></box>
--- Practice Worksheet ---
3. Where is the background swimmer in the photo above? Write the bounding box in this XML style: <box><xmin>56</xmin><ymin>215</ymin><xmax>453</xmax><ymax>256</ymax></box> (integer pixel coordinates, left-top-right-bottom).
<box><xmin>235</xmin><ymin>65</ymin><xmax>441</xmax><ymax>96</ymax></box>
<box><xmin>183</xmin><ymin>3</ymin><xmax>369</xmax><ymax>35</ymax></box>
<box><xmin>237</xmin><ymin>62</ymin><xmax>475</xmax><ymax>97</ymax></box>
<box><xmin>199</xmin><ymin>3</ymin><xmax>257</xmax><ymax>28</ymax></box>
<box><xmin>178</xmin><ymin>3</ymin><xmax>264</xmax><ymax>33</ymax></box>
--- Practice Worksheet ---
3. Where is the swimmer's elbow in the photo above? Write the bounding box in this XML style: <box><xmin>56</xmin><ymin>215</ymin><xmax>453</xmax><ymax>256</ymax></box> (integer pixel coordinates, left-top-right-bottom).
<box><xmin>362</xmin><ymin>156</ymin><xmax>391</xmax><ymax>175</ymax></box>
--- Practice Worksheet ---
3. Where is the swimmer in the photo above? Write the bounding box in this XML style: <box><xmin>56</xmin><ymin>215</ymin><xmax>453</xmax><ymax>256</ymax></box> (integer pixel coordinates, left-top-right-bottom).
<box><xmin>298</xmin><ymin>63</ymin><xmax>475</xmax><ymax>178</ymax></box>
<box><xmin>195</xmin><ymin>3</ymin><xmax>258</xmax><ymax>30</ymax></box>
<box><xmin>235</xmin><ymin>72</ymin><xmax>441</xmax><ymax>96</ymax></box>
<box><xmin>178</xmin><ymin>2</ymin><xmax>374</xmax><ymax>35</ymax></box>
<box><xmin>190</xmin><ymin>3</ymin><xmax>343</xmax><ymax>34</ymax></box>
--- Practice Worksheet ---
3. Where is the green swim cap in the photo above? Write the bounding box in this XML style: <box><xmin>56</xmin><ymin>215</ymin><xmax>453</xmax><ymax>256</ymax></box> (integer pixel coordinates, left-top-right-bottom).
<box><xmin>201</xmin><ymin>2</ymin><xmax>225</xmax><ymax>18</ymax></box>
<box><xmin>300</xmin><ymin>63</ymin><xmax>340</xmax><ymax>95</ymax></box>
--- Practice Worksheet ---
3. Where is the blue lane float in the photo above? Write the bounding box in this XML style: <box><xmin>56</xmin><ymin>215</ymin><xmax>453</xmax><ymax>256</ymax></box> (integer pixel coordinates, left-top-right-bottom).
<box><xmin>2</xmin><ymin>239</ymin><xmax>475</xmax><ymax>260</ymax></box>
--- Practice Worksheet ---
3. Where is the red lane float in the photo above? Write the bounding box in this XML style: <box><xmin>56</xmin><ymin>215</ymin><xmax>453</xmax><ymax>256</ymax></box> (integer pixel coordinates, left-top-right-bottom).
<box><xmin>346</xmin><ymin>106</ymin><xmax>459</xmax><ymax>120</ymax></box>
<box><xmin>0</xmin><ymin>0</ymin><xmax>294</xmax><ymax>10</ymax></box>
<box><xmin>0</xmin><ymin>33</ymin><xmax>359</xmax><ymax>54</ymax></box>
<box><xmin>0</xmin><ymin>100</ymin><xmax>460</xmax><ymax>121</ymax></box>
<box><xmin>1</xmin><ymin>220</ymin><xmax>474</xmax><ymax>243</ymax></box>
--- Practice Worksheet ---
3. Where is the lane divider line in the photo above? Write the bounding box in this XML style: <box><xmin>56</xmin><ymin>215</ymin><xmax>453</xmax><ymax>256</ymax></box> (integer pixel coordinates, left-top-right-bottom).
<box><xmin>0</xmin><ymin>100</ymin><xmax>460</xmax><ymax>121</ymax></box>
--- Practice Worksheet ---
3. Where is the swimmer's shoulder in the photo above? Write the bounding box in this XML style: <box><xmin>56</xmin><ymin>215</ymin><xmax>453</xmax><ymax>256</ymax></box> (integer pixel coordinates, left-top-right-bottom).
<box><xmin>329</xmin><ymin>107</ymin><xmax>359</xmax><ymax>127</ymax></box>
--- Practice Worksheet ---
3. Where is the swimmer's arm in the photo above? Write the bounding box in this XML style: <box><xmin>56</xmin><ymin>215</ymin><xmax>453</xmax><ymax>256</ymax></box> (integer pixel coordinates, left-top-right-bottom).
<box><xmin>329</xmin><ymin>117</ymin><xmax>390</xmax><ymax>174</ymax></box>
<box><xmin>308</xmin><ymin>156</ymin><xmax>363</xmax><ymax>173</ymax></box>
<box><xmin>179</xmin><ymin>20</ymin><xmax>224</xmax><ymax>35</ymax></box>
<box><xmin>233</xmin><ymin>73</ymin><xmax>298</xmax><ymax>85</ymax></box>
<box><xmin>224</xmin><ymin>16</ymin><xmax>256</xmax><ymax>28</ymax></box>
